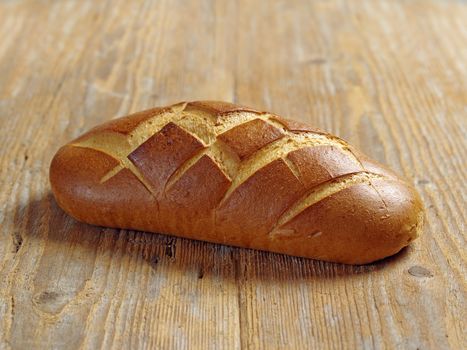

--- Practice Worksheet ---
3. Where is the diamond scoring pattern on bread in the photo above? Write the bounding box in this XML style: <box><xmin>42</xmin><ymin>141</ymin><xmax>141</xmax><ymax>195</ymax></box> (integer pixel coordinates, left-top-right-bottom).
<box><xmin>50</xmin><ymin>101</ymin><xmax>424</xmax><ymax>264</ymax></box>
<box><xmin>71</xmin><ymin>101</ymin><xmax>389</xmax><ymax>231</ymax></box>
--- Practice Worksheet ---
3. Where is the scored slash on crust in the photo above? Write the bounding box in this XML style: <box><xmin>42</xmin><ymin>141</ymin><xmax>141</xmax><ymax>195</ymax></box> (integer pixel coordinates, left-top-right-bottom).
<box><xmin>269</xmin><ymin>172</ymin><xmax>384</xmax><ymax>237</ymax></box>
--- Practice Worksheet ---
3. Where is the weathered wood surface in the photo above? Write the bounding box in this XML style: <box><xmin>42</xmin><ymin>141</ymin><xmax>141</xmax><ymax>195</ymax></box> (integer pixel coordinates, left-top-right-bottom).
<box><xmin>0</xmin><ymin>0</ymin><xmax>465</xmax><ymax>349</ymax></box>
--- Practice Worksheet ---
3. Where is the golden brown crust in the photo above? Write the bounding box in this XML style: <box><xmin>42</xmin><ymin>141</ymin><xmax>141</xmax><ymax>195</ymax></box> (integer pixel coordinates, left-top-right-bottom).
<box><xmin>50</xmin><ymin>101</ymin><xmax>424</xmax><ymax>264</ymax></box>
<box><xmin>50</xmin><ymin>146</ymin><xmax>159</xmax><ymax>230</ymax></box>
<box><xmin>186</xmin><ymin>100</ymin><xmax>259</xmax><ymax>115</ymax></box>
<box><xmin>271</xmin><ymin>115</ymin><xmax>325</xmax><ymax>134</ymax></box>
<box><xmin>164</xmin><ymin>155</ymin><xmax>231</xmax><ymax>240</ymax></box>
<box><xmin>218</xmin><ymin>118</ymin><xmax>285</xmax><ymax>160</ymax></box>
<box><xmin>216</xmin><ymin>159</ymin><xmax>305</xmax><ymax>242</ymax></box>
<box><xmin>128</xmin><ymin>122</ymin><xmax>204</xmax><ymax>197</ymax></box>
<box><xmin>286</xmin><ymin>146</ymin><xmax>363</xmax><ymax>188</ymax></box>
<box><xmin>273</xmin><ymin>178</ymin><xmax>422</xmax><ymax>264</ymax></box>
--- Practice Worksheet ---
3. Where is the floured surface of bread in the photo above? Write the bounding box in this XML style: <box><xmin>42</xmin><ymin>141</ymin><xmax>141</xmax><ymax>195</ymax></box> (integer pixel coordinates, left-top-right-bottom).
<box><xmin>50</xmin><ymin>101</ymin><xmax>424</xmax><ymax>264</ymax></box>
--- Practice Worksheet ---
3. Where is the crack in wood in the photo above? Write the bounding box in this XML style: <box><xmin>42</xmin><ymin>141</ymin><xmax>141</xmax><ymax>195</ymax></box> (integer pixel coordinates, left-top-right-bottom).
<box><xmin>12</xmin><ymin>229</ymin><xmax>23</xmax><ymax>254</ymax></box>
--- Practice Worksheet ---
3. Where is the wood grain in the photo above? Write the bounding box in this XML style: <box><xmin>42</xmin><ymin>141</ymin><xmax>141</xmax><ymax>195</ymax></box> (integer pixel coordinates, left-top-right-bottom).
<box><xmin>0</xmin><ymin>0</ymin><xmax>465</xmax><ymax>349</ymax></box>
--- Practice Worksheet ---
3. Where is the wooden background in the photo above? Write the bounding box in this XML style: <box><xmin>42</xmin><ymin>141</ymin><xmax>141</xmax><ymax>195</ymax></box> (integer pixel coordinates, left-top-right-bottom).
<box><xmin>0</xmin><ymin>0</ymin><xmax>465</xmax><ymax>349</ymax></box>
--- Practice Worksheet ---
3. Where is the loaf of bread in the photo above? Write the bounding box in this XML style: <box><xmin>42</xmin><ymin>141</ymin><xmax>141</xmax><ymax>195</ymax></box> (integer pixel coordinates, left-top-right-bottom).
<box><xmin>50</xmin><ymin>101</ymin><xmax>423</xmax><ymax>264</ymax></box>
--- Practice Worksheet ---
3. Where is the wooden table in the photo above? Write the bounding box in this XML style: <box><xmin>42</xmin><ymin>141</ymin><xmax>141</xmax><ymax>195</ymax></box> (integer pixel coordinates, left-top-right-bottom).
<box><xmin>0</xmin><ymin>1</ymin><xmax>465</xmax><ymax>349</ymax></box>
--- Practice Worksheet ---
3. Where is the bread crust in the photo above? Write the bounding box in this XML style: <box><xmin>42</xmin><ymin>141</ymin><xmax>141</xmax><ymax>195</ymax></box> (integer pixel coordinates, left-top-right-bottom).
<box><xmin>50</xmin><ymin>101</ymin><xmax>424</xmax><ymax>264</ymax></box>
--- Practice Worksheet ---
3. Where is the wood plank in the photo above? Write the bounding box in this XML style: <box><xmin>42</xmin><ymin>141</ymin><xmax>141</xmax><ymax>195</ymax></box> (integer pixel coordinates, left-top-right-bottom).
<box><xmin>0</xmin><ymin>0</ymin><xmax>465</xmax><ymax>349</ymax></box>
